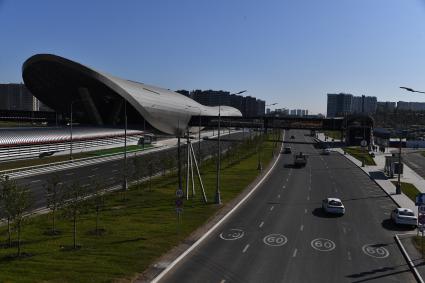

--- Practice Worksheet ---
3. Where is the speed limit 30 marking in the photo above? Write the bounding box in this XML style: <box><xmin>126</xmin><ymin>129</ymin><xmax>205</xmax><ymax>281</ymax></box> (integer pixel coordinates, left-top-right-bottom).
<box><xmin>263</xmin><ymin>234</ymin><xmax>288</xmax><ymax>247</ymax></box>
<box><xmin>311</xmin><ymin>238</ymin><xmax>336</xmax><ymax>252</ymax></box>
<box><xmin>362</xmin><ymin>244</ymin><xmax>390</xmax><ymax>258</ymax></box>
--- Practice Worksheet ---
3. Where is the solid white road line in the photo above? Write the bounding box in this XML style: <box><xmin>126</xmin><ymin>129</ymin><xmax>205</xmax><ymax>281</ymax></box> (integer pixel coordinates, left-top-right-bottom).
<box><xmin>243</xmin><ymin>244</ymin><xmax>250</xmax><ymax>253</ymax></box>
<box><xmin>292</xmin><ymin>248</ymin><xmax>298</xmax><ymax>257</ymax></box>
<box><xmin>151</xmin><ymin>134</ymin><xmax>286</xmax><ymax>283</ymax></box>
<box><xmin>259</xmin><ymin>221</ymin><xmax>264</xmax><ymax>228</ymax></box>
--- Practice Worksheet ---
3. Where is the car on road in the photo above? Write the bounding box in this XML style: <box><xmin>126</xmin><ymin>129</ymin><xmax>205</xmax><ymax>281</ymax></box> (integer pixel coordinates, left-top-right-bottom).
<box><xmin>293</xmin><ymin>152</ymin><xmax>307</xmax><ymax>167</ymax></box>
<box><xmin>391</xmin><ymin>208</ymin><xmax>417</xmax><ymax>227</ymax></box>
<box><xmin>321</xmin><ymin>148</ymin><xmax>331</xmax><ymax>155</ymax></box>
<box><xmin>290</xmin><ymin>135</ymin><xmax>295</xmax><ymax>139</ymax></box>
<box><xmin>282</xmin><ymin>146</ymin><xmax>292</xmax><ymax>154</ymax></box>
<box><xmin>322</xmin><ymin>198</ymin><xmax>345</xmax><ymax>215</ymax></box>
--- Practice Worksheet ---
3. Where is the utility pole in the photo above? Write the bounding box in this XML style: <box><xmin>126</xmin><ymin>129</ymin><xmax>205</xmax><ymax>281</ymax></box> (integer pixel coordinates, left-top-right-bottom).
<box><xmin>123</xmin><ymin>99</ymin><xmax>128</xmax><ymax>192</ymax></box>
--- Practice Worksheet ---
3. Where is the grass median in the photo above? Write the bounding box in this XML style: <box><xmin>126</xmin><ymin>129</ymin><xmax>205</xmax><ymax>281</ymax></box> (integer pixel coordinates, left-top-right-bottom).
<box><xmin>344</xmin><ymin>146</ymin><xmax>376</xmax><ymax>165</ymax></box>
<box><xmin>0</xmin><ymin>136</ymin><xmax>278</xmax><ymax>283</ymax></box>
<box><xmin>324</xmin><ymin>130</ymin><xmax>342</xmax><ymax>140</ymax></box>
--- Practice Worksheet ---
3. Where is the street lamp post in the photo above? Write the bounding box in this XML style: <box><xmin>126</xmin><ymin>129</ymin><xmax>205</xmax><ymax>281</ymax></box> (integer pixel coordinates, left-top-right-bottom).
<box><xmin>215</xmin><ymin>90</ymin><xmax>247</xmax><ymax>205</ymax></box>
<box><xmin>123</xmin><ymin>100</ymin><xmax>128</xmax><ymax>192</ymax></box>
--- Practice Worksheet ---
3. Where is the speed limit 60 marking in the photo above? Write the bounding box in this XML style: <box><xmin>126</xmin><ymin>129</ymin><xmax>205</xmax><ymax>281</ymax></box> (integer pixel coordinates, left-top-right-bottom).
<box><xmin>311</xmin><ymin>238</ymin><xmax>336</xmax><ymax>252</ymax></box>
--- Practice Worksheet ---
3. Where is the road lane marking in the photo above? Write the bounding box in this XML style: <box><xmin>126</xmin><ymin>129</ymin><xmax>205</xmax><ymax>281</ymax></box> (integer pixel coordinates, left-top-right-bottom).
<box><xmin>304</xmin><ymin>208</ymin><xmax>307</xmax><ymax>214</ymax></box>
<box><xmin>307</xmin><ymin>195</ymin><xmax>310</xmax><ymax>201</ymax></box>
<box><xmin>112</xmin><ymin>169</ymin><xmax>118</xmax><ymax>173</ymax></box>
<box><xmin>342</xmin><ymin>227</ymin><xmax>347</xmax><ymax>234</ymax></box>
<box><xmin>277</xmin><ymin>194</ymin><xmax>281</xmax><ymax>198</ymax></box>
<box><xmin>311</xmin><ymin>238</ymin><xmax>336</xmax><ymax>252</ymax></box>
<box><xmin>292</xmin><ymin>248</ymin><xmax>298</xmax><ymax>257</ymax></box>
<box><xmin>263</xmin><ymin>234</ymin><xmax>288</xmax><ymax>246</ymax></box>
<box><xmin>91</xmin><ymin>167</ymin><xmax>99</xmax><ymax>171</ymax></box>
<box><xmin>300</xmin><ymin>225</ymin><xmax>304</xmax><ymax>231</ymax></box>
<box><xmin>282</xmin><ymin>185</ymin><xmax>286</xmax><ymax>189</ymax></box>
<box><xmin>362</xmin><ymin>244</ymin><xmax>389</xmax><ymax>258</ymax></box>
<box><xmin>270</xmin><ymin>206</ymin><xmax>274</xmax><ymax>211</ymax></box>
<box><xmin>347</xmin><ymin>251</ymin><xmax>352</xmax><ymax>261</ymax></box>
<box><xmin>242</xmin><ymin>244</ymin><xmax>250</xmax><ymax>253</ymax></box>
<box><xmin>259</xmin><ymin>221</ymin><xmax>264</xmax><ymax>228</ymax></box>
<box><xmin>220</xmin><ymin>280</ymin><xmax>226</xmax><ymax>283</ymax></box>
<box><xmin>31</xmin><ymin>179</ymin><xmax>41</xmax><ymax>183</ymax></box>
<box><xmin>66</xmin><ymin>172</ymin><xmax>74</xmax><ymax>176</ymax></box>
<box><xmin>150</xmin><ymin>139</ymin><xmax>285</xmax><ymax>283</ymax></box>
<box><xmin>88</xmin><ymin>175</ymin><xmax>96</xmax><ymax>178</ymax></box>
<box><xmin>219</xmin><ymin>229</ymin><xmax>245</xmax><ymax>241</ymax></box>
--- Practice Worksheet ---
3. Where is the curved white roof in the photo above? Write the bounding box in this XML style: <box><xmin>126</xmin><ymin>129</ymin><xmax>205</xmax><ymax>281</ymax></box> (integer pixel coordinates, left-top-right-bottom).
<box><xmin>22</xmin><ymin>54</ymin><xmax>242</xmax><ymax>135</ymax></box>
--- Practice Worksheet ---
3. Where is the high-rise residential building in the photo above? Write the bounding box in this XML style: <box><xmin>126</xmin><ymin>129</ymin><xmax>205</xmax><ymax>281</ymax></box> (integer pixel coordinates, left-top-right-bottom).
<box><xmin>290</xmin><ymin>109</ymin><xmax>296</xmax><ymax>116</ymax></box>
<box><xmin>256</xmin><ymin>99</ymin><xmax>265</xmax><ymax>116</ymax></box>
<box><xmin>327</xmin><ymin>93</ymin><xmax>353</xmax><ymax>117</ymax></box>
<box><xmin>0</xmin><ymin>83</ymin><xmax>41</xmax><ymax>111</ymax></box>
<box><xmin>397</xmin><ymin>101</ymin><xmax>425</xmax><ymax>111</ymax></box>
<box><xmin>377</xmin><ymin>101</ymin><xmax>396</xmax><ymax>112</ymax></box>
<box><xmin>352</xmin><ymin>95</ymin><xmax>377</xmax><ymax>114</ymax></box>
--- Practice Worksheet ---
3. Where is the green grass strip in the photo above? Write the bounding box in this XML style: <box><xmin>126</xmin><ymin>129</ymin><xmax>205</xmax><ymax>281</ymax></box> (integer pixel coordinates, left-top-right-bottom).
<box><xmin>344</xmin><ymin>146</ymin><xmax>376</xmax><ymax>165</ymax></box>
<box><xmin>0</xmin><ymin>136</ymin><xmax>279</xmax><ymax>283</ymax></box>
<box><xmin>391</xmin><ymin>181</ymin><xmax>420</xmax><ymax>202</ymax></box>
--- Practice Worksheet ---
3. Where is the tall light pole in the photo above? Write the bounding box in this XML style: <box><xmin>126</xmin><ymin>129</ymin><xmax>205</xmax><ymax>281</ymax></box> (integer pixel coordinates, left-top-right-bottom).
<box><xmin>69</xmin><ymin>99</ymin><xmax>88</xmax><ymax>161</ymax></box>
<box><xmin>215</xmin><ymin>90</ymin><xmax>246</xmax><ymax>205</ymax></box>
<box><xmin>123</xmin><ymin>99</ymin><xmax>128</xmax><ymax>192</ymax></box>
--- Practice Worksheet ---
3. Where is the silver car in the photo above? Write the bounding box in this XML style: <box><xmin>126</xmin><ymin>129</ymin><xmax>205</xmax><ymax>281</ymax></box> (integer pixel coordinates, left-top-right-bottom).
<box><xmin>391</xmin><ymin>208</ymin><xmax>417</xmax><ymax>227</ymax></box>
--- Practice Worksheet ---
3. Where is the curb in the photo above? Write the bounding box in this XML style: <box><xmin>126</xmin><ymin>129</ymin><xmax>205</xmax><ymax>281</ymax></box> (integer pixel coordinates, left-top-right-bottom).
<box><xmin>394</xmin><ymin>234</ymin><xmax>424</xmax><ymax>283</ymax></box>
<box><xmin>150</xmin><ymin>133</ymin><xmax>285</xmax><ymax>283</ymax></box>
<box><xmin>335</xmin><ymin>150</ymin><xmax>402</xmax><ymax>208</ymax></box>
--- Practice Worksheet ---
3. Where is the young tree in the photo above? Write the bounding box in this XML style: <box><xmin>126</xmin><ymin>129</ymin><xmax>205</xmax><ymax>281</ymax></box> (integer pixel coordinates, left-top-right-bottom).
<box><xmin>62</xmin><ymin>182</ymin><xmax>87</xmax><ymax>249</ymax></box>
<box><xmin>92</xmin><ymin>180</ymin><xmax>105</xmax><ymax>236</ymax></box>
<box><xmin>11</xmin><ymin>185</ymin><xmax>31</xmax><ymax>257</ymax></box>
<box><xmin>44</xmin><ymin>174</ymin><xmax>64</xmax><ymax>235</ymax></box>
<box><xmin>1</xmin><ymin>176</ymin><xmax>15</xmax><ymax>248</ymax></box>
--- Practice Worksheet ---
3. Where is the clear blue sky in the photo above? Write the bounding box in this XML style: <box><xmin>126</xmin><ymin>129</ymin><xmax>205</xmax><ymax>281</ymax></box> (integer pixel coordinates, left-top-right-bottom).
<box><xmin>1</xmin><ymin>0</ymin><xmax>425</xmax><ymax>114</ymax></box>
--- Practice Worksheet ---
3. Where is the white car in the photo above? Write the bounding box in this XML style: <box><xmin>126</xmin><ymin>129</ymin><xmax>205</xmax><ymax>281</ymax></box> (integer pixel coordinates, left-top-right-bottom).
<box><xmin>391</xmin><ymin>208</ymin><xmax>417</xmax><ymax>227</ymax></box>
<box><xmin>321</xmin><ymin>148</ymin><xmax>331</xmax><ymax>155</ymax></box>
<box><xmin>322</xmin><ymin>198</ymin><xmax>345</xmax><ymax>215</ymax></box>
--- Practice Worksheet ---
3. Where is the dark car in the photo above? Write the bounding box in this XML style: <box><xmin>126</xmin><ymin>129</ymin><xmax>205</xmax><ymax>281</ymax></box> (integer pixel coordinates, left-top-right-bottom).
<box><xmin>282</xmin><ymin>146</ymin><xmax>292</xmax><ymax>154</ymax></box>
<box><xmin>290</xmin><ymin>135</ymin><xmax>295</xmax><ymax>139</ymax></box>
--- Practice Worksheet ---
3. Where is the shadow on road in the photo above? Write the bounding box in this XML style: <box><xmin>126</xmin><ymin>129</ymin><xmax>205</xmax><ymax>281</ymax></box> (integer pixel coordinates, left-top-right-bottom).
<box><xmin>312</xmin><ymin>207</ymin><xmax>343</xmax><ymax>218</ymax></box>
<box><xmin>381</xmin><ymin>219</ymin><xmax>416</xmax><ymax>232</ymax></box>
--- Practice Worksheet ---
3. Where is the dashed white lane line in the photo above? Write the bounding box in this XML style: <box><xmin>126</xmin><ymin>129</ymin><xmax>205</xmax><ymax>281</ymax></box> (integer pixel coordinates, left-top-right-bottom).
<box><xmin>259</xmin><ymin>221</ymin><xmax>264</xmax><ymax>228</ymax></box>
<box><xmin>112</xmin><ymin>169</ymin><xmax>118</xmax><ymax>173</ymax></box>
<box><xmin>242</xmin><ymin>244</ymin><xmax>250</xmax><ymax>253</ymax></box>
<box><xmin>270</xmin><ymin>206</ymin><xmax>274</xmax><ymax>211</ymax></box>
<box><xmin>66</xmin><ymin>172</ymin><xmax>74</xmax><ymax>176</ymax></box>
<box><xmin>342</xmin><ymin>227</ymin><xmax>347</xmax><ymax>234</ymax></box>
<box><xmin>31</xmin><ymin>179</ymin><xmax>41</xmax><ymax>183</ymax></box>
<box><xmin>282</xmin><ymin>185</ymin><xmax>286</xmax><ymax>189</ymax></box>
<box><xmin>292</xmin><ymin>248</ymin><xmax>298</xmax><ymax>257</ymax></box>
<box><xmin>220</xmin><ymin>280</ymin><xmax>226</xmax><ymax>283</ymax></box>
<box><xmin>307</xmin><ymin>195</ymin><xmax>310</xmax><ymax>201</ymax></box>
<box><xmin>88</xmin><ymin>175</ymin><xmax>96</xmax><ymax>178</ymax></box>
<box><xmin>277</xmin><ymin>194</ymin><xmax>281</xmax><ymax>198</ymax></box>
<box><xmin>347</xmin><ymin>251</ymin><xmax>352</xmax><ymax>261</ymax></box>
<box><xmin>300</xmin><ymin>225</ymin><xmax>304</xmax><ymax>231</ymax></box>
<box><xmin>304</xmin><ymin>208</ymin><xmax>307</xmax><ymax>214</ymax></box>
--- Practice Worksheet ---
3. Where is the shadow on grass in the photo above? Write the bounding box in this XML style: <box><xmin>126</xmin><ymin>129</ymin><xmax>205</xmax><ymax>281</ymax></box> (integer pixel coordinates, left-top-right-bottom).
<box><xmin>109</xmin><ymin>237</ymin><xmax>147</xmax><ymax>245</ymax></box>
<box><xmin>0</xmin><ymin>252</ymin><xmax>33</xmax><ymax>263</ymax></box>
<box><xmin>381</xmin><ymin>218</ymin><xmax>416</xmax><ymax>231</ymax></box>
<box><xmin>311</xmin><ymin>208</ymin><xmax>344</xmax><ymax>218</ymax></box>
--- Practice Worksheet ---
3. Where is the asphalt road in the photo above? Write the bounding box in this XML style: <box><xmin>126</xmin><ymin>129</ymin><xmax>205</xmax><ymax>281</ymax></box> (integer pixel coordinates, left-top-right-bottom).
<box><xmin>12</xmin><ymin>131</ymin><xmax>248</xmax><ymax>210</ymax></box>
<box><xmin>158</xmin><ymin>130</ymin><xmax>415</xmax><ymax>283</ymax></box>
<box><xmin>403</xmin><ymin>150</ymin><xmax>425</xmax><ymax>179</ymax></box>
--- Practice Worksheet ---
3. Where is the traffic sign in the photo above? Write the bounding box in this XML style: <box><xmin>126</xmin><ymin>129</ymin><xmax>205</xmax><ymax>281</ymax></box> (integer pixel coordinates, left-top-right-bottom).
<box><xmin>416</xmin><ymin>193</ymin><xmax>425</xmax><ymax>206</ymax></box>
<box><xmin>360</xmin><ymin>140</ymin><xmax>367</xmax><ymax>147</ymax></box>
<box><xmin>176</xmin><ymin>189</ymin><xmax>184</xmax><ymax>198</ymax></box>
<box><xmin>419</xmin><ymin>215</ymin><xmax>425</xmax><ymax>225</ymax></box>
<box><xmin>175</xmin><ymin>198</ymin><xmax>183</xmax><ymax>207</ymax></box>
